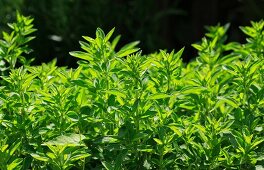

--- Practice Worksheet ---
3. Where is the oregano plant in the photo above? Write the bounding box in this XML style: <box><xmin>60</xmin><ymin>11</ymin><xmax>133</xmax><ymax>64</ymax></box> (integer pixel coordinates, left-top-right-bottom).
<box><xmin>0</xmin><ymin>12</ymin><xmax>263</xmax><ymax>169</ymax></box>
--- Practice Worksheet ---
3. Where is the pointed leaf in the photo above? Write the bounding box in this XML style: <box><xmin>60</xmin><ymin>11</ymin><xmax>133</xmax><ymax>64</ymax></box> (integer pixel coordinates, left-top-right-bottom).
<box><xmin>147</xmin><ymin>93</ymin><xmax>170</xmax><ymax>100</ymax></box>
<box><xmin>116</xmin><ymin>48</ymin><xmax>140</xmax><ymax>58</ymax></box>
<box><xmin>153</xmin><ymin>138</ymin><xmax>163</xmax><ymax>145</ymax></box>
<box><xmin>105</xmin><ymin>28</ymin><xmax>115</xmax><ymax>42</ymax></box>
<box><xmin>69</xmin><ymin>51</ymin><xmax>93</xmax><ymax>61</ymax></box>
<box><xmin>31</xmin><ymin>153</ymin><xmax>49</xmax><ymax>161</ymax></box>
<box><xmin>43</xmin><ymin>133</ymin><xmax>86</xmax><ymax>146</ymax></box>
<box><xmin>120</xmin><ymin>41</ymin><xmax>140</xmax><ymax>51</ymax></box>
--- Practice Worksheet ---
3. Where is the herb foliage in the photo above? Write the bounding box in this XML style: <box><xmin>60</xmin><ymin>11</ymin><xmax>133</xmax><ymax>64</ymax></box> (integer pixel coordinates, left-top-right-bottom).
<box><xmin>0</xmin><ymin>13</ymin><xmax>264</xmax><ymax>169</ymax></box>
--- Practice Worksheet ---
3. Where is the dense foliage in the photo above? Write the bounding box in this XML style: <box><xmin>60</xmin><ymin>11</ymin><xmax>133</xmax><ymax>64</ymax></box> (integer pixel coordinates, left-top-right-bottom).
<box><xmin>0</xmin><ymin>13</ymin><xmax>264</xmax><ymax>169</ymax></box>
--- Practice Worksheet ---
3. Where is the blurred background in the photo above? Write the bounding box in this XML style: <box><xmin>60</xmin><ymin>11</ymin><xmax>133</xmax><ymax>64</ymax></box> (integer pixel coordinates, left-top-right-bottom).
<box><xmin>0</xmin><ymin>0</ymin><xmax>264</xmax><ymax>66</ymax></box>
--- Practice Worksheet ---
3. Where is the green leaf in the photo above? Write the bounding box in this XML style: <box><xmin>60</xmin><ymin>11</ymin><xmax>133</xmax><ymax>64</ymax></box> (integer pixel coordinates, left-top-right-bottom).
<box><xmin>46</xmin><ymin>152</ymin><xmax>56</xmax><ymax>159</ymax></box>
<box><xmin>167</xmin><ymin>125</ymin><xmax>182</xmax><ymax>137</ymax></box>
<box><xmin>195</xmin><ymin>125</ymin><xmax>208</xmax><ymax>142</ymax></box>
<box><xmin>120</xmin><ymin>41</ymin><xmax>140</xmax><ymax>51</ymax></box>
<box><xmin>1</xmin><ymin>145</ymin><xmax>9</xmax><ymax>152</ymax></box>
<box><xmin>96</xmin><ymin>27</ymin><xmax>105</xmax><ymax>40</ymax></box>
<box><xmin>153</xmin><ymin>138</ymin><xmax>163</xmax><ymax>145</ymax></box>
<box><xmin>7</xmin><ymin>159</ymin><xmax>23</xmax><ymax>170</ymax></box>
<box><xmin>218</xmin><ymin>53</ymin><xmax>241</xmax><ymax>64</ymax></box>
<box><xmin>95</xmin><ymin>136</ymin><xmax>119</xmax><ymax>144</ymax></box>
<box><xmin>105</xmin><ymin>90</ymin><xmax>126</xmax><ymax>98</ymax></box>
<box><xmin>111</xmin><ymin>35</ymin><xmax>121</xmax><ymax>50</ymax></box>
<box><xmin>67</xmin><ymin>111</ymin><xmax>79</xmax><ymax>122</ymax></box>
<box><xmin>147</xmin><ymin>93</ymin><xmax>170</xmax><ymax>100</ymax></box>
<box><xmin>116</xmin><ymin>48</ymin><xmax>140</xmax><ymax>58</ymax></box>
<box><xmin>43</xmin><ymin>133</ymin><xmax>86</xmax><ymax>146</ymax></box>
<box><xmin>116</xmin><ymin>96</ymin><xmax>125</xmax><ymax>105</ymax></box>
<box><xmin>70</xmin><ymin>153</ymin><xmax>91</xmax><ymax>161</ymax></box>
<box><xmin>192</xmin><ymin>44</ymin><xmax>203</xmax><ymax>51</ymax></box>
<box><xmin>73</xmin><ymin>66</ymin><xmax>82</xmax><ymax>79</ymax></box>
<box><xmin>102</xmin><ymin>161</ymin><xmax>114</xmax><ymax>170</ymax></box>
<box><xmin>249</xmin><ymin>60</ymin><xmax>262</xmax><ymax>76</ymax></box>
<box><xmin>244</xmin><ymin>134</ymin><xmax>253</xmax><ymax>144</ymax></box>
<box><xmin>174</xmin><ymin>47</ymin><xmax>184</xmax><ymax>60</ymax></box>
<box><xmin>250</xmin><ymin>138</ymin><xmax>264</xmax><ymax>151</ymax></box>
<box><xmin>31</xmin><ymin>153</ymin><xmax>49</xmax><ymax>161</ymax></box>
<box><xmin>69</xmin><ymin>51</ymin><xmax>93</xmax><ymax>61</ymax></box>
<box><xmin>9</xmin><ymin>142</ymin><xmax>21</xmax><ymax>156</ymax></box>
<box><xmin>105</xmin><ymin>27</ymin><xmax>115</xmax><ymax>42</ymax></box>
<box><xmin>181</xmin><ymin>86</ymin><xmax>207</xmax><ymax>94</ymax></box>
<box><xmin>240</xmin><ymin>26</ymin><xmax>255</xmax><ymax>37</ymax></box>
<box><xmin>216</xmin><ymin>96</ymin><xmax>239</xmax><ymax>108</ymax></box>
<box><xmin>138</xmin><ymin>148</ymin><xmax>154</xmax><ymax>153</ymax></box>
<box><xmin>82</xmin><ymin>36</ymin><xmax>94</xmax><ymax>43</ymax></box>
<box><xmin>179</xmin><ymin>102</ymin><xmax>195</xmax><ymax>110</ymax></box>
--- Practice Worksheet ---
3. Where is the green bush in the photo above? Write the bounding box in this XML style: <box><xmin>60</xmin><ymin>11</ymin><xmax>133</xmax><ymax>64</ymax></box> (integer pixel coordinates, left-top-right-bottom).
<box><xmin>0</xmin><ymin>13</ymin><xmax>264</xmax><ymax>169</ymax></box>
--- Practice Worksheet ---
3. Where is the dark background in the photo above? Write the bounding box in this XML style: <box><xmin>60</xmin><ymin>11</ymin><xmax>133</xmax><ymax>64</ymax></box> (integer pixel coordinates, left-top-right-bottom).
<box><xmin>0</xmin><ymin>0</ymin><xmax>264</xmax><ymax>66</ymax></box>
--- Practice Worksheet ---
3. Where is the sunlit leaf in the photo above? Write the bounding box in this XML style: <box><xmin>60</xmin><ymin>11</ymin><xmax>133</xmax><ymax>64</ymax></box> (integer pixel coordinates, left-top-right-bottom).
<box><xmin>147</xmin><ymin>93</ymin><xmax>170</xmax><ymax>100</ymax></box>
<box><xmin>43</xmin><ymin>134</ymin><xmax>86</xmax><ymax>146</ymax></box>
<box><xmin>153</xmin><ymin>138</ymin><xmax>163</xmax><ymax>145</ymax></box>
